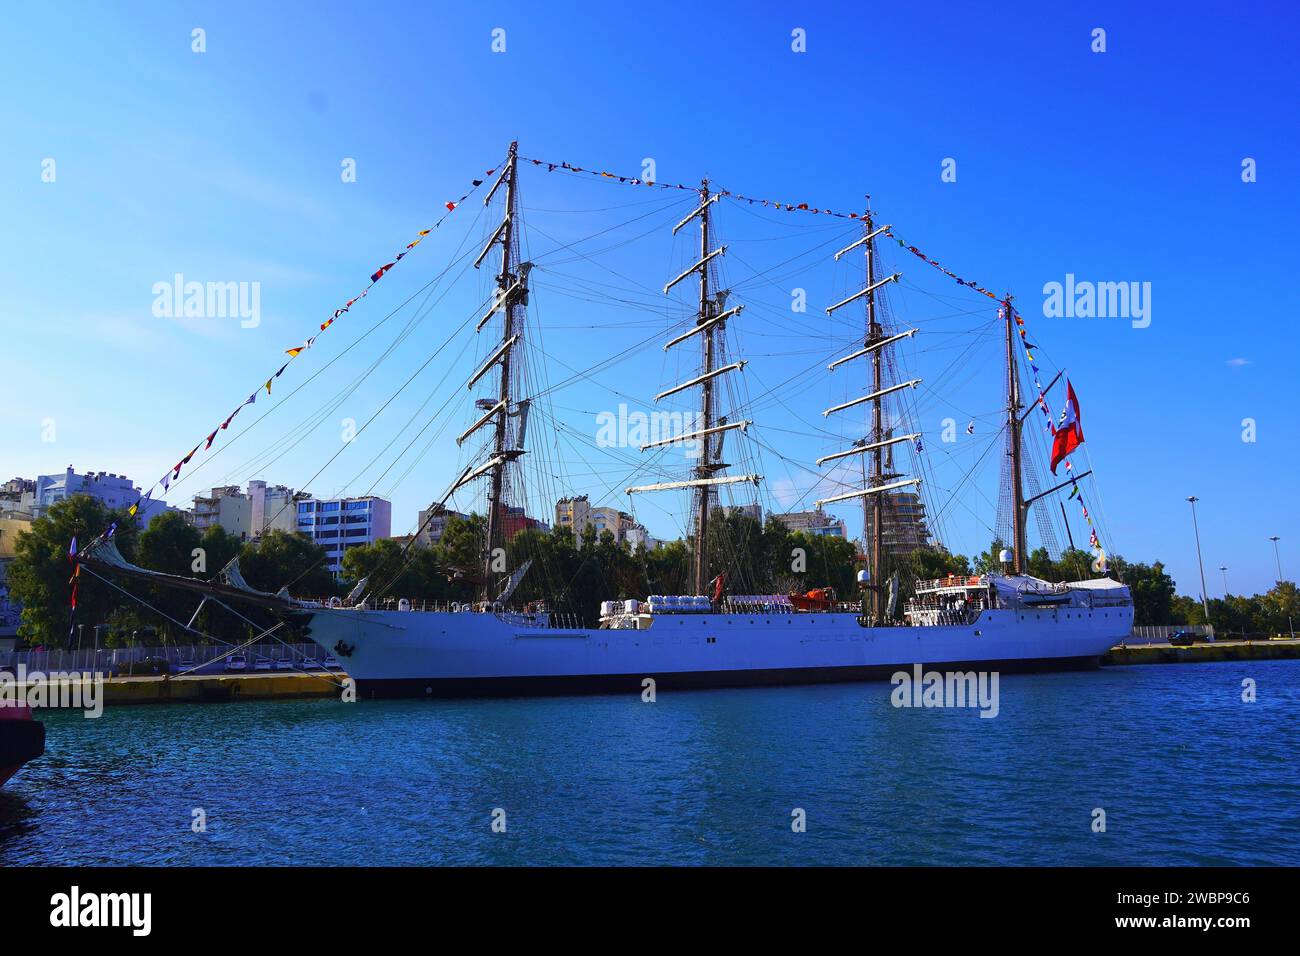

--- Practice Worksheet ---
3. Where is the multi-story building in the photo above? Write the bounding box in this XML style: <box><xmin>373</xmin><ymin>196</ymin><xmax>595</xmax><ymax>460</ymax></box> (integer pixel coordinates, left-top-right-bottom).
<box><xmin>192</xmin><ymin>485</ymin><xmax>251</xmax><ymax>536</ymax></box>
<box><xmin>0</xmin><ymin>516</ymin><xmax>32</xmax><ymax>560</ymax></box>
<box><xmin>247</xmin><ymin>480</ymin><xmax>300</xmax><ymax>536</ymax></box>
<box><xmin>296</xmin><ymin>495</ymin><xmax>392</xmax><ymax>575</ymax></box>
<box><xmin>499</xmin><ymin>505</ymin><xmax>548</xmax><ymax>540</ymax></box>
<box><xmin>771</xmin><ymin>508</ymin><xmax>847</xmax><ymax>539</ymax></box>
<box><xmin>555</xmin><ymin>495</ymin><xmax>591</xmax><ymax>537</ymax></box>
<box><xmin>414</xmin><ymin>505</ymin><xmax>469</xmax><ymax>548</ymax></box>
<box><xmin>623</xmin><ymin>525</ymin><xmax>660</xmax><ymax>551</ymax></box>
<box><xmin>555</xmin><ymin>496</ymin><xmax>645</xmax><ymax>547</ymax></box>
<box><xmin>863</xmin><ymin>489</ymin><xmax>932</xmax><ymax>557</ymax></box>
<box><xmin>0</xmin><ymin>515</ymin><xmax>34</xmax><ymax>644</ymax></box>
<box><xmin>33</xmin><ymin>468</ymin><xmax>168</xmax><ymax>523</ymax></box>
<box><xmin>0</xmin><ymin>478</ymin><xmax>36</xmax><ymax>518</ymax></box>
<box><xmin>192</xmin><ymin>481</ymin><xmax>301</xmax><ymax>541</ymax></box>
<box><xmin>587</xmin><ymin>506</ymin><xmax>633</xmax><ymax>541</ymax></box>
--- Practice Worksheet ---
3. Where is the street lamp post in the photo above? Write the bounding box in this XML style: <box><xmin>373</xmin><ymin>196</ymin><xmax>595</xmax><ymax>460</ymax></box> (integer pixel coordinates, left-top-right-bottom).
<box><xmin>1220</xmin><ymin>566</ymin><xmax>1229</xmax><ymax>596</ymax></box>
<box><xmin>1187</xmin><ymin>496</ymin><xmax>1211</xmax><ymax>630</ymax></box>
<box><xmin>1270</xmin><ymin>535</ymin><xmax>1295</xmax><ymax>640</ymax></box>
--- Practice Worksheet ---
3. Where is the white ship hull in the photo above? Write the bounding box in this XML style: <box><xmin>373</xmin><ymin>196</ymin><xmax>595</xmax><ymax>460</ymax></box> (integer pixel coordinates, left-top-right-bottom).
<box><xmin>303</xmin><ymin>601</ymin><xmax>1132</xmax><ymax>698</ymax></box>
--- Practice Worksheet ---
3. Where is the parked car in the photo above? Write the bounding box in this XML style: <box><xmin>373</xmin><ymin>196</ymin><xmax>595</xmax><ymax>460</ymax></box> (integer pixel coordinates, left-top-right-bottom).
<box><xmin>273</xmin><ymin>658</ymin><xmax>294</xmax><ymax>671</ymax></box>
<box><xmin>253</xmin><ymin>658</ymin><xmax>273</xmax><ymax>672</ymax></box>
<box><xmin>1169</xmin><ymin>630</ymin><xmax>1207</xmax><ymax>647</ymax></box>
<box><xmin>299</xmin><ymin>657</ymin><xmax>318</xmax><ymax>670</ymax></box>
<box><xmin>322</xmin><ymin>656</ymin><xmax>341</xmax><ymax>670</ymax></box>
<box><xmin>177</xmin><ymin>658</ymin><xmax>196</xmax><ymax>671</ymax></box>
<box><xmin>224</xmin><ymin>654</ymin><xmax>248</xmax><ymax>672</ymax></box>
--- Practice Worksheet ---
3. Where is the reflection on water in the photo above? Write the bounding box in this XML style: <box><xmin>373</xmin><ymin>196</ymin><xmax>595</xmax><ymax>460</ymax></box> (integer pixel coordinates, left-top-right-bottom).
<box><xmin>0</xmin><ymin>790</ymin><xmax>38</xmax><ymax>846</ymax></box>
<box><xmin>2</xmin><ymin>660</ymin><xmax>1299</xmax><ymax>866</ymax></box>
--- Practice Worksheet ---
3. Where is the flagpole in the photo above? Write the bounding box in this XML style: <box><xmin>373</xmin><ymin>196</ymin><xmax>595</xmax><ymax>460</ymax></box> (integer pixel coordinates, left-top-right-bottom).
<box><xmin>1268</xmin><ymin>535</ymin><xmax>1294</xmax><ymax>639</ymax></box>
<box><xmin>1186</xmin><ymin>496</ymin><xmax>1211</xmax><ymax>630</ymax></box>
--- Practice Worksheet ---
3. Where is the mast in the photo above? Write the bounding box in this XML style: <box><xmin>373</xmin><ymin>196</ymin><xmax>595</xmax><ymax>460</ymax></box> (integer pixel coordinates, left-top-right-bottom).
<box><xmin>819</xmin><ymin>215</ymin><xmax>914</xmax><ymax>623</ymax></box>
<box><xmin>628</xmin><ymin>181</ymin><xmax>760</xmax><ymax>595</ymax></box>
<box><xmin>477</xmin><ymin>141</ymin><xmax>528</xmax><ymax>602</ymax></box>
<box><xmin>865</xmin><ymin>213</ymin><xmax>885</xmax><ymax>621</ymax></box>
<box><xmin>693</xmin><ymin>180</ymin><xmax>717</xmax><ymax>596</ymax></box>
<box><xmin>1004</xmin><ymin>296</ymin><xmax>1027</xmax><ymax>574</ymax></box>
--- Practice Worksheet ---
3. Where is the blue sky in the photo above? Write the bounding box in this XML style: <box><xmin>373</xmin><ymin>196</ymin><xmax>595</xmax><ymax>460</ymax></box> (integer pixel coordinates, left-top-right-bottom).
<box><xmin>1</xmin><ymin>1</ymin><xmax>1296</xmax><ymax>596</ymax></box>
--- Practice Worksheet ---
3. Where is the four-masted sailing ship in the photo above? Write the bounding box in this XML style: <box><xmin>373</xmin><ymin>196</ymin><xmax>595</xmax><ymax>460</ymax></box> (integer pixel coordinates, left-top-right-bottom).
<box><xmin>83</xmin><ymin>141</ymin><xmax>1133</xmax><ymax>697</ymax></box>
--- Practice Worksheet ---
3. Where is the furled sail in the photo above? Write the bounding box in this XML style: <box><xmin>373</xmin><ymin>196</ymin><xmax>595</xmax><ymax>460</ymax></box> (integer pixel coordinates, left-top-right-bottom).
<box><xmin>496</xmin><ymin>558</ymin><xmax>533</xmax><ymax>605</ymax></box>
<box><xmin>79</xmin><ymin>538</ymin><xmax>299</xmax><ymax>611</ymax></box>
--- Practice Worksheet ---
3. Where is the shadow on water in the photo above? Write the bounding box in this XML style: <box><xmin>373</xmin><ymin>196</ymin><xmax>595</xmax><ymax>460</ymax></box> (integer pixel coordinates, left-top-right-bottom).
<box><xmin>0</xmin><ymin>789</ymin><xmax>38</xmax><ymax>846</ymax></box>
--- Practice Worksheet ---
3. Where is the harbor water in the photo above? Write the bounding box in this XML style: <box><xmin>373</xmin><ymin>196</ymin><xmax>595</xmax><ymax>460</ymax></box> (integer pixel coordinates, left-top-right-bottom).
<box><xmin>3</xmin><ymin>660</ymin><xmax>1298</xmax><ymax>866</ymax></box>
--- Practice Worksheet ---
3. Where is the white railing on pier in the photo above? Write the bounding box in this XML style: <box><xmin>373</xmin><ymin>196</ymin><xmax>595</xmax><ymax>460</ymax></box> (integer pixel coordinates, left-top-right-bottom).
<box><xmin>1126</xmin><ymin>625</ymin><xmax>1217</xmax><ymax>645</ymax></box>
<box><xmin>0</xmin><ymin>643</ymin><xmax>326</xmax><ymax>675</ymax></box>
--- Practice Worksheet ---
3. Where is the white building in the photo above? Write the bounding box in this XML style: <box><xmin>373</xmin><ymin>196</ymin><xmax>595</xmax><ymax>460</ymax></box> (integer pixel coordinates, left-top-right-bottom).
<box><xmin>192</xmin><ymin>480</ymin><xmax>301</xmax><ymax>541</ymax></box>
<box><xmin>0</xmin><ymin>478</ymin><xmax>36</xmax><ymax>518</ymax></box>
<box><xmin>772</xmin><ymin>508</ymin><xmax>847</xmax><ymax>539</ymax></box>
<box><xmin>555</xmin><ymin>495</ymin><xmax>649</xmax><ymax>548</ymax></box>
<box><xmin>297</xmin><ymin>495</ymin><xmax>392</xmax><ymax>574</ymax></box>
<box><xmin>415</xmin><ymin>505</ymin><xmax>469</xmax><ymax>549</ymax></box>
<box><xmin>33</xmin><ymin>468</ymin><xmax>168</xmax><ymax>523</ymax></box>
<box><xmin>623</xmin><ymin>525</ymin><xmax>661</xmax><ymax>551</ymax></box>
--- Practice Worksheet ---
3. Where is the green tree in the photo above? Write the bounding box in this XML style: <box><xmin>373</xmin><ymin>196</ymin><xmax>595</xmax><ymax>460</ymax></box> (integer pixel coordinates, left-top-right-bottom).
<box><xmin>132</xmin><ymin>510</ymin><xmax>206</xmax><ymax>639</ymax></box>
<box><xmin>641</xmin><ymin>538</ymin><xmax>690</xmax><ymax>597</ymax></box>
<box><xmin>1258</xmin><ymin>581</ymin><xmax>1298</xmax><ymax>637</ymax></box>
<box><xmin>973</xmin><ymin>539</ymin><xmax>1009</xmax><ymax>575</ymax></box>
<box><xmin>198</xmin><ymin>525</ymin><xmax>242</xmax><ymax>578</ymax></box>
<box><xmin>136</xmin><ymin>510</ymin><xmax>201</xmax><ymax>574</ymax></box>
<box><xmin>1169</xmin><ymin>594</ymin><xmax>1200</xmax><ymax>625</ymax></box>
<box><xmin>7</xmin><ymin>495</ymin><xmax>140</xmax><ymax>647</ymax></box>
<box><xmin>342</xmin><ymin>537</ymin><xmax>457</xmax><ymax>604</ymax></box>
<box><xmin>438</xmin><ymin>513</ymin><xmax>486</xmax><ymax>578</ymax></box>
<box><xmin>237</xmin><ymin>529</ymin><xmax>337</xmax><ymax>597</ymax></box>
<box><xmin>903</xmin><ymin>546</ymin><xmax>972</xmax><ymax>581</ymax></box>
<box><xmin>1110</xmin><ymin>557</ymin><xmax>1177</xmax><ymax>626</ymax></box>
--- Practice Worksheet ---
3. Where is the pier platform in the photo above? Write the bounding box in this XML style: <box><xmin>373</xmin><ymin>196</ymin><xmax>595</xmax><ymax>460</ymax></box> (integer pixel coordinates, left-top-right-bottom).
<box><xmin>7</xmin><ymin>640</ymin><xmax>1299</xmax><ymax>708</ymax></box>
<box><xmin>109</xmin><ymin>672</ymin><xmax>348</xmax><ymax>703</ymax></box>
<box><xmin>35</xmin><ymin>671</ymin><xmax>349</xmax><ymax>705</ymax></box>
<box><xmin>1104</xmin><ymin>637</ymin><xmax>1300</xmax><ymax>666</ymax></box>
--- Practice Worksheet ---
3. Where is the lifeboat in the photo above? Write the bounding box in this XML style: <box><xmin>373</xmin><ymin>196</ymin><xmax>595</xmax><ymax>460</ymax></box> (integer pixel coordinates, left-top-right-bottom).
<box><xmin>788</xmin><ymin>587</ymin><xmax>835</xmax><ymax>612</ymax></box>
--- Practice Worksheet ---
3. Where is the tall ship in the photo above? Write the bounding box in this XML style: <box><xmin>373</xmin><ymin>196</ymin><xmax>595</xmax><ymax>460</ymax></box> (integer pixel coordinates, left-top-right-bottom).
<box><xmin>83</xmin><ymin>141</ymin><xmax>1132</xmax><ymax>697</ymax></box>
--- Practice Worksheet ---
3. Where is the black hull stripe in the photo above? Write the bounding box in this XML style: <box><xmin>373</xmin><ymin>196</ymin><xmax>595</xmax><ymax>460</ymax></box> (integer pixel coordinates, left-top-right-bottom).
<box><xmin>354</xmin><ymin>654</ymin><xmax>1103</xmax><ymax>699</ymax></box>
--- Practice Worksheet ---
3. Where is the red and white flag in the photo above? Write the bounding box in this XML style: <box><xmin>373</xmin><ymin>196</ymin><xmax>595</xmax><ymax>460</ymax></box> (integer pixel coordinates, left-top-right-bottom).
<box><xmin>1050</xmin><ymin>381</ymin><xmax>1084</xmax><ymax>473</ymax></box>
